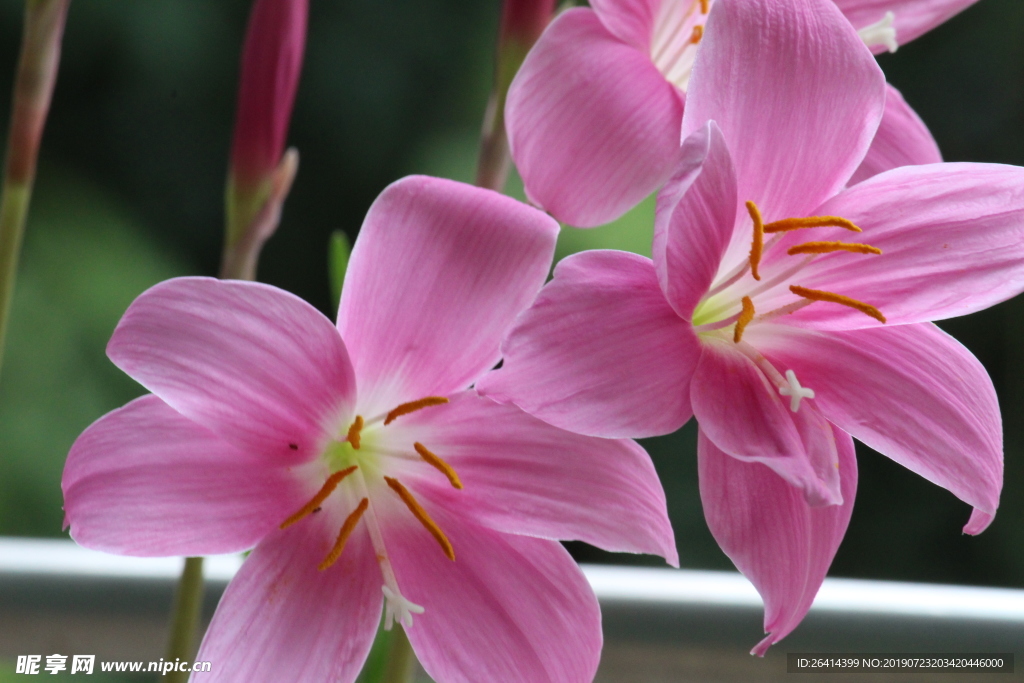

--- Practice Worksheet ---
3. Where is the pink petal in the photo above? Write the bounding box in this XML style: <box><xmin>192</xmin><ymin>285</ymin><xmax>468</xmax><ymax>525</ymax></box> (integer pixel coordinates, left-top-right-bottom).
<box><xmin>654</xmin><ymin>120</ymin><xmax>738</xmax><ymax>319</ymax></box>
<box><xmin>834</xmin><ymin>0</ymin><xmax>980</xmax><ymax>48</ymax></box>
<box><xmin>382</xmin><ymin>505</ymin><xmax>602</xmax><ymax>683</ymax></box>
<box><xmin>477</xmin><ymin>250</ymin><xmax>699</xmax><ymax>439</ymax></box>
<box><xmin>690</xmin><ymin>338</ymin><xmax>842</xmax><ymax>506</ymax></box>
<box><xmin>747</xmin><ymin>322</ymin><xmax>1001</xmax><ymax>515</ymax></box>
<box><xmin>404</xmin><ymin>391</ymin><xmax>677</xmax><ymax>565</ymax></box>
<box><xmin>698</xmin><ymin>422</ymin><xmax>857</xmax><ymax>655</ymax></box>
<box><xmin>964</xmin><ymin>508</ymin><xmax>994</xmax><ymax>535</ymax></box>
<box><xmin>194</xmin><ymin>512</ymin><xmax>381</xmax><ymax>683</ymax></box>
<box><xmin>506</xmin><ymin>8</ymin><xmax>684</xmax><ymax>227</ymax></box>
<box><xmin>107</xmin><ymin>277</ymin><xmax>355</xmax><ymax>459</ymax></box>
<box><xmin>782</xmin><ymin>162</ymin><xmax>1024</xmax><ymax>329</ymax></box>
<box><xmin>590</xmin><ymin>0</ymin><xmax>657</xmax><ymax>49</ymax></box>
<box><xmin>63</xmin><ymin>395</ymin><xmax>310</xmax><ymax>557</ymax></box>
<box><xmin>849</xmin><ymin>84</ymin><xmax>941</xmax><ymax>185</ymax></box>
<box><xmin>682</xmin><ymin>0</ymin><xmax>885</xmax><ymax>223</ymax></box>
<box><xmin>337</xmin><ymin>176</ymin><xmax>557</xmax><ymax>416</ymax></box>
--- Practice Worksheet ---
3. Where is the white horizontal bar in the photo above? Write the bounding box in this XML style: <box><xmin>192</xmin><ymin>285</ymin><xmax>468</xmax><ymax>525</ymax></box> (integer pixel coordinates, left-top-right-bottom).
<box><xmin>3</xmin><ymin>538</ymin><xmax>1023</xmax><ymax>622</ymax></box>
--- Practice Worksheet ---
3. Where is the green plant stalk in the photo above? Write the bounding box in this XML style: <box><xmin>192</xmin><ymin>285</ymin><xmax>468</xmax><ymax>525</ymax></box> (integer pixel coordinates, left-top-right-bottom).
<box><xmin>380</xmin><ymin>626</ymin><xmax>416</xmax><ymax>683</ymax></box>
<box><xmin>0</xmin><ymin>0</ymin><xmax>70</xmax><ymax>376</ymax></box>
<box><xmin>163</xmin><ymin>557</ymin><xmax>205</xmax><ymax>683</ymax></box>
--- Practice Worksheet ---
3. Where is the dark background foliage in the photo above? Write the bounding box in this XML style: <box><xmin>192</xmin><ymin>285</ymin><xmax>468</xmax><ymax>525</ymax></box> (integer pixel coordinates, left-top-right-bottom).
<box><xmin>0</xmin><ymin>0</ymin><xmax>1021</xmax><ymax>589</ymax></box>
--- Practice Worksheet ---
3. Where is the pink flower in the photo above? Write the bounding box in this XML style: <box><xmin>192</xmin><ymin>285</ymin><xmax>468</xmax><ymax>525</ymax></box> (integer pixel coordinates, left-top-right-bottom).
<box><xmin>480</xmin><ymin>0</ymin><xmax>1016</xmax><ymax>653</ymax></box>
<box><xmin>506</xmin><ymin>0</ymin><xmax>972</xmax><ymax>226</ymax></box>
<box><xmin>62</xmin><ymin>176</ymin><xmax>677</xmax><ymax>682</ymax></box>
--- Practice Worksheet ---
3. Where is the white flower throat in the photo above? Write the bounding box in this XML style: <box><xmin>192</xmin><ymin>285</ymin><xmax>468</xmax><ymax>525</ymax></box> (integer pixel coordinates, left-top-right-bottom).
<box><xmin>693</xmin><ymin>200</ymin><xmax>887</xmax><ymax>411</ymax></box>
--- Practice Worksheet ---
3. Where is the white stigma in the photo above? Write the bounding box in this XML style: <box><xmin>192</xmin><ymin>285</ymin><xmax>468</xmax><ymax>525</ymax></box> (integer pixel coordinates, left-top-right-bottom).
<box><xmin>382</xmin><ymin>584</ymin><xmax>425</xmax><ymax>630</ymax></box>
<box><xmin>858</xmin><ymin>11</ymin><xmax>898</xmax><ymax>53</ymax></box>
<box><xmin>778</xmin><ymin>369</ymin><xmax>814</xmax><ymax>412</ymax></box>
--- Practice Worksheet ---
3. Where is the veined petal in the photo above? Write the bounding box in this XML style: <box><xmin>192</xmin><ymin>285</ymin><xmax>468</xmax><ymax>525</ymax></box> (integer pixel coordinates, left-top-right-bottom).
<box><xmin>682</xmin><ymin>0</ymin><xmax>885</xmax><ymax>225</ymax></box>
<box><xmin>337</xmin><ymin>176</ymin><xmax>557</xmax><ymax>416</ymax></box>
<box><xmin>405</xmin><ymin>392</ymin><xmax>677</xmax><ymax>565</ymax></box>
<box><xmin>506</xmin><ymin>9</ymin><xmax>685</xmax><ymax>227</ymax></box>
<box><xmin>193</xmin><ymin>513</ymin><xmax>381</xmax><ymax>683</ymax></box>
<box><xmin>383</xmin><ymin>506</ymin><xmax>602</xmax><ymax>683</ymax></box>
<box><xmin>691</xmin><ymin>338</ymin><xmax>842</xmax><ymax>506</ymax></box>
<box><xmin>107</xmin><ymin>277</ymin><xmax>355</xmax><ymax>459</ymax></box>
<box><xmin>783</xmin><ymin>163</ymin><xmax>1024</xmax><ymax>329</ymax></box>
<box><xmin>590</xmin><ymin>0</ymin><xmax>658</xmax><ymax>50</ymax></box>
<box><xmin>747</xmin><ymin>322</ymin><xmax>1001</xmax><ymax>516</ymax></box>
<box><xmin>477</xmin><ymin>250</ymin><xmax>699</xmax><ymax>439</ymax></box>
<box><xmin>833</xmin><ymin>0</ymin><xmax>980</xmax><ymax>50</ymax></box>
<box><xmin>849</xmin><ymin>84</ymin><xmax>942</xmax><ymax>185</ymax></box>
<box><xmin>698</xmin><ymin>422</ymin><xmax>857</xmax><ymax>655</ymax></box>
<box><xmin>62</xmin><ymin>395</ymin><xmax>309</xmax><ymax>557</ymax></box>
<box><xmin>654</xmin><ymin>121</ymin><xmax>738</xmax><ymax>319</ymax></box>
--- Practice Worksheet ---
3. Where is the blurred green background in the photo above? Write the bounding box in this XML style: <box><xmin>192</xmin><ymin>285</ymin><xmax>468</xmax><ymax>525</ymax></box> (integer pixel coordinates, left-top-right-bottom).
<box><xmin>0</xmin><ymin>0</ymin><xmax>1022</xmax><ymax>590</ymax></box>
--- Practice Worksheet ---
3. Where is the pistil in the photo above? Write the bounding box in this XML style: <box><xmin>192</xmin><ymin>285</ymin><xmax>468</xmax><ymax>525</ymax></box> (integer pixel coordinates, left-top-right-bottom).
<box><xmin>858</xmin><ymin>11</ymin><xmax>898</xmax><ymax>53</ymax></box>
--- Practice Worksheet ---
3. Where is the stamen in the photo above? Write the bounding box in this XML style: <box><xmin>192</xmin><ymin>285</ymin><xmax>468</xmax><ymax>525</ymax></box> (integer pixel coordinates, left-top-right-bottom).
<box><xmin>384</xmin><ymin>476</ymin><xmax>455</xmax><ymax>561</ymax></box>
<box><xmin>415</xmin><ymin>442</ymin><xmax>463</xmax><ymax>490</ymax></box>
<box><xmin>787</xmin><ymin>241</ymin><xmax>882</xmax><ymax>256</ymax></box>
<box><xmin>763</xmin><ymin>216</ymin><xmax>862</xmax><ymax>234</ymax></box>
<box><xmin>746</xmin><ymin>201</ymin><xmax>764</xmax><ymax>281</ymax></box>
<box><xmin>280</xmin><ymin>466</ymin><xmax>358</xmax><ymax>529</ymax></box>
<box><xmin>700</xmin><ymin>0</ymin><xmax>709</xmax><ymax>13</ymax></box>
<box><xmin>689</xmin><ymin>25</ymin><xmax>703</xmax><ymax>44</ymax></box>
<box><xmin>733</xmin><ymin>296</ymin><xmax>755</xmax><ymax>343</ymax></box>
<box><xmin>384</xmin><ymin>397</ymin><xmax>449</xmax><ymax>425</ymax></box>
<box><xmin>778</xmin><ymin>369</ymin><xmax>815</xmax><ymax>412</ymax></box>
<box><xmin>382</xmin><ymin>585</ymin><xmax>425</xmax><ymax>630</ymax></box>
<box><xmin>790</xmin><ymin>285</ymin><xmax>886</xmax><ymax>323</ymax></box>
<box><xmin>318</xmin><ymin>498</ymin><xmax>369</xmax><ymax>570</ymax></box>
<box><xmin>346</xmin><ymin>415</ymin><xmax>364</xmax><ymax>449</ymax></box>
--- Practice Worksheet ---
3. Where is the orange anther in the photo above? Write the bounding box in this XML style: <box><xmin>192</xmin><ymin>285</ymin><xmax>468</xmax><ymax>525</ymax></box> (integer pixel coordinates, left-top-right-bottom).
<box><xmin>384</xmin><ymin>476</ymin><xmax>455</xmax><ymax>561</ymax></box>
<box><xmin>415</xmin><ymin>443</ymin><xmax>462</xmax><ymax>489</ymax></box>
<box><xmin>346</xmin><ymin>415</ymin><xmax>364</xmax><ymax>449</ymax></box>
<box><xmin>763</xmin><ymin>216</ymin><xmax>862</xmax><ymax>234</ymax></box>
<box><xmin>690</xmin><ymin>24</ymin><xmax>704</xmax><ymax>44</ymax></box>
<box><xmin>318</xmin><ymin>498</ymin><xmax>369</xmax><ymax>570</ymax></box>
<box><xmin>384</xmin><ymin>397</ymin><xmax>449</xmax><ymax>425</ymax></box>
<box><xmin>746</xmin><ymin>201</ymin><xmax>764</xmax><ymax>281</ymax></box>
<box><xmin>280</xmin><ymin>466</ymin><xmax>358</xmax><ymax>529</ymax></box>
<box><xmin>733</xmin><ymin>297</ymin><xmax>755</xmax><ymax>343</ymax></box>
<box><xmin>787</xmin><ymin>241</ymin><xmax>881</xmax><ymax>256</ymax></box>
<box><xmin>789</xmin><ymin>285</ymin><xmax>885</xmax><ymax>323</ymax></box>
<box><xmin>700</xmin><ymin>0</ymin><xmax>709</xmax><ymax>13</ymax></box>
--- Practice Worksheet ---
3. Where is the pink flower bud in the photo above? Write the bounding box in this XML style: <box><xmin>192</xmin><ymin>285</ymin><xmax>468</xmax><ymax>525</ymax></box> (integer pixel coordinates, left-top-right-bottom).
<box><xmin>229</xmin><ymin>0</ymin><xmax>307</xmax><ymax>190</ymax></box>
<box><xmin>499</xmin><ymin>0</ymin><xmax>556</xmax><ymax>51</ymax></box>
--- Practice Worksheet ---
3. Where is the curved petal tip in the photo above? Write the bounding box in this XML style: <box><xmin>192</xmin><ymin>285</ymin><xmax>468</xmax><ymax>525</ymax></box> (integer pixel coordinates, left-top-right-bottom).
<box><xmin>963</xmin><ymin>508</ymin><xmax>995</xmax><ymax>535</ymax></box>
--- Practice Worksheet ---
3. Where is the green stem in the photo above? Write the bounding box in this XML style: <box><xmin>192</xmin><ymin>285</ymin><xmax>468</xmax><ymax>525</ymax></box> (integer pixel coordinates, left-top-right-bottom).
<box><xmin>380</xmin><ymin>626</ymin><xmax>416</xmax><ymax>683</ymax></box>
<box><xmin>0</xmin><ymin>0</ymin><xmax>69</xmax><ymax>376</ymax></box>
<box><xmin>163</xmin><ymin>557</ymin><xmax>205</xmax><ymax>683</ymax></box>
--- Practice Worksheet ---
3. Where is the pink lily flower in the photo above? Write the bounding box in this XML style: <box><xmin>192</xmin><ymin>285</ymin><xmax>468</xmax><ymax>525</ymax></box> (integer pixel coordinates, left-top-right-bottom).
<box><xmin>481</xmin><ymin>0</ymin><xmax>1014</xmax><ymax>652</ymax></box>
<box><xmin>62</xmin><ymin>176</ymin><xmax>677</xmax><ymax>682</ymax></box>
<box><xmin>507</xmin><ymin>0</ymin><xmax>971</xmax><ymax>226</ymax></box>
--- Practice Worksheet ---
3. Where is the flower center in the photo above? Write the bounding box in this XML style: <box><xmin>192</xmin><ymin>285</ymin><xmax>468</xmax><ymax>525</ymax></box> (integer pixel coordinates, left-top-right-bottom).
<box><xmin>650</xmin><ymin>0</ymin><xmax>711</xmax><ymax>92</ymax></box>
<box><xmin>277</xmin><ymin>395</ymin><xmax>462</xmax><ymax>629</ymax></box>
